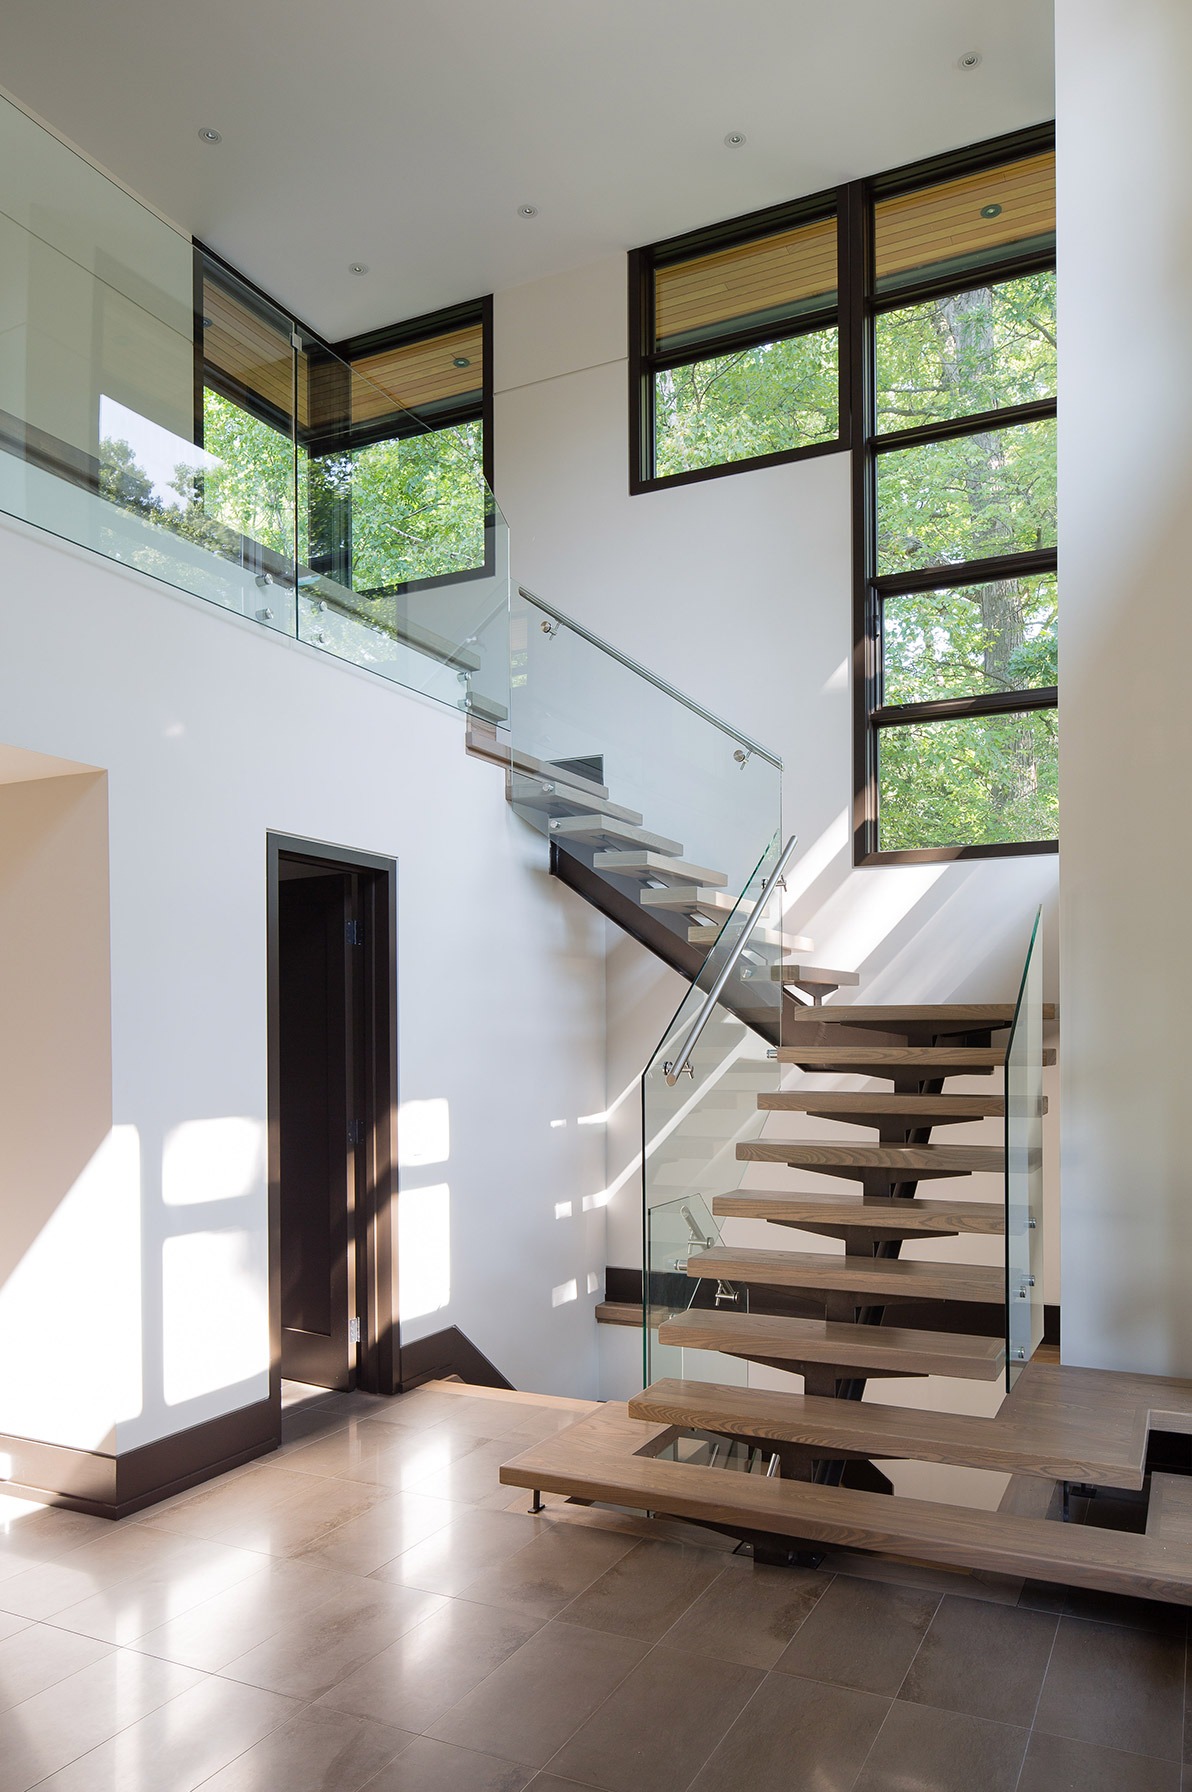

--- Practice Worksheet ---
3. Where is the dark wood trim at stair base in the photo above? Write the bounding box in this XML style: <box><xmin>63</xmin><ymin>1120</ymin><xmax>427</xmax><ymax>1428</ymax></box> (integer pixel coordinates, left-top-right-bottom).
<box><xmin>0</xmin><ymin>1399</ymin><xmax>278</xmax><ymax>1520</ymax></box>
<box><xmin>605</xmin><ymin>1267</ymin><xmax>1060</xmax><ymax>1346</ymax></box>
<box><xmin>400</xmin><ymin>1326</ymin><xmax>514</xmax><ymax>1392</ymax></box>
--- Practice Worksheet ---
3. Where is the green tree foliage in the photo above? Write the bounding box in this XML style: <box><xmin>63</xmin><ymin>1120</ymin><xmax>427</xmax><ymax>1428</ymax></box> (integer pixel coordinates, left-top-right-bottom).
<box><xmin>654</xmin><ymin>328</ymin><xmax>838</xmax><ymax>476</ymax></box>
<box><xmin>873</xmin><ymin>272</ymin><xmax>1058</xmax><ymax>850</ymax></box>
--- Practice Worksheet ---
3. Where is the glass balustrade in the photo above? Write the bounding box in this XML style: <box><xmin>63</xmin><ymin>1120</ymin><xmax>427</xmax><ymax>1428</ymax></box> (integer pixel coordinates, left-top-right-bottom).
<box><xmin>508</xmin><ymin>586</ymin><xmax>781</xmax><ymax>968</ymax></box>
<box><xmin>642</xmin><ymin>841</ymin><xmax>794</xmax><ymax>1386</ymax></box>
<box><xmin>0</xmin><ymin>91</ymin><xmax>509</xmax><ymax>724</ymax></box>
<box><xmin>1006</xmin><ymin>905</ymin><xmax>1045</xmax><ymax>1385</ymax></box>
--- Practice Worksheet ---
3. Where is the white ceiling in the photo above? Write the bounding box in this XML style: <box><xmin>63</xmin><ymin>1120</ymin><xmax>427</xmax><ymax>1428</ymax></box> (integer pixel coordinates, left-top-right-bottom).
<box><xmin>0</xmin><ymin>0</ymin><xmax>1054</xmax><ymax>342</ymax></box>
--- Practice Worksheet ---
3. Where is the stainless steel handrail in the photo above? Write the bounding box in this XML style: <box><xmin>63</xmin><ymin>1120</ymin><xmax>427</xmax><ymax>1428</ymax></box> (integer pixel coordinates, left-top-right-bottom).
<box><xmin>517</xmin><ymin>586</ymin><xmax>782</xmax><ymax>770</ymax></box>
<box><xmin>662</xmin><ymin>833</ymin><xmax>798</xmax><ymax>1085</ymax></box>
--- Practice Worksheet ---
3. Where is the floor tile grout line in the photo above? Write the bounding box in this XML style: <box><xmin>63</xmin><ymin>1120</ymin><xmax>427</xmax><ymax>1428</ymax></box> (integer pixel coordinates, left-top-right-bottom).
<box><xmin>1009</xmin><ymin>1603</ymin><xmax>1062</xmax><ymax>1792</ymax></box>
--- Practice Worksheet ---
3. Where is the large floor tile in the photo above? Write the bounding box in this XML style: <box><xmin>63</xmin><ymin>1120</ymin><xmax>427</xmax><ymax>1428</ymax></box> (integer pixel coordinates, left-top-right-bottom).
<box><xmin>1061</xmin><ymin>1584</ymin><xmax>1189</xmax><ymax>1635</ymax></box>
<box><xmin>898</xmin><ymin>1592</ymin><xmax>1058</xmax><ymax>1726</ymax></box>
<box><xmin>220</xmin><ymin>1577</ymin><xmax>446</xmax><ymax>1699</ymax></box>
<box><xmin>0</xmin><ymin>1621</ymin><xmax>111</xmax><ymax>1711</ymax></box>
<box><xmin>690</xmin><ymin>1670</ymin><xmax>889</xmax><ymax>1792</ymax></box>
<box><xmin>428</xmin><ymin>1619</ymin><xmax>648</xmax><ymax>1768</ymax></box>
<box><xmin>0</xmin><ymin>1524</ymin><xmax>228</xmax><ymax>1622</ymax></box>
<box><xmin>44</xmin><ymin>1535</ymin><xmax>268</xmax><ymax>1645</ymax></box>
<box><xmin>402</xmin><ymin>1438</ymin><xmax>526</xmax><ymax>1505</ymax></box>
<box><xmin>29</xmin><ymin>1670</ymin><xmax>296</xmax><ymax>1791</ymax></box>
<box><xmin>1034</xmin><ymin>1616</ymin><xmax>1186</xmax><ymax>1760</ymax></box>
<box><xmin>373</xmin><ymin>1507</ymin><xmax>542</xmax><ymax>1596</ymax></box>
<box><xmin>852</xmin><ymin>1701</ymin><xmax>1029</xmax><ymax>1792</ymax></box>
<box><xmin>546</xmin><ymin>1644</ymin><xmax>763</xmax><ymax>1792</ymax></box>
<box><xmin>281</xmin><ymin>1417</ymin><xmax>494</xmax><ymax>1490</ymax></box>
<box><xmin>294</xmin><ymin>1490</ymin><xmax>456</xmax><ymax>1578</ymax></box>
<box><xmin>558</xmin><ymin>1540</ymin><xmax>726</xmax><ymax>1643</ymax></box>
<box><xmin>1018</xmin><ymin>1729</ymin><xmax>1183</xmax><ymax>1791</ymax></box>
<box><xmin>143</xmin><ymin>1464</ymin><xmax>388</xmax><ymax>1557</ymax></box>
<box><xmin>0</xmin><ymin>1646</ymin><xmax>202</xmax><ymax>1790</ymax></box>
<box><xmin>189</xmin><ymin>1702</ymin><xmax>412</xmax><ymax>1790</ymax></box>
<box><xmin>132</xmin><ymin>1556</ymin><xmax>367</xmax><ymax>1672</ymax></box>
<box><xmin>774</xmin><ymin>1573</ymin><xmax>939</xmax><ymax>1696</ymax></box>
<box><xmin>361</xmin><ymin>1735</ymin><xmax>535</xmax><ymax>1791</ymax></box>
<box><xmin>318</xmin><ymin>1595</ymin><xmax>544</xmax><ymax>1732</ymax></box>
<box><xmin>659</xmin><ymin>1557</ymin><xmax>826</xmax><ymax>1669</ymax></box>
<box><xmin>456</xmin><ymin>1525</ymin><xmax>638</xmax><ymax>1620</ymax></box>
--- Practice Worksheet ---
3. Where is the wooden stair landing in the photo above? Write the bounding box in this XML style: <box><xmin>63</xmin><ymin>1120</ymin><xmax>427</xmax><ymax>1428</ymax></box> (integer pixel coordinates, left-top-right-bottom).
<box><xmin>498</xmin><ymin>1394</ymin><xmax>1192</xmax><ymax>1604</ymax></box>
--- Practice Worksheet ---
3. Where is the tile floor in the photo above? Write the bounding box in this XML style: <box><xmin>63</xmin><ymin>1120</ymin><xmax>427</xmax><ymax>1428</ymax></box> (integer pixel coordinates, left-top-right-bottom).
<box><xmin>0</xmin><ymin>1381</ymin><xmax>1187</xmax><ymax>1791</ymax></box>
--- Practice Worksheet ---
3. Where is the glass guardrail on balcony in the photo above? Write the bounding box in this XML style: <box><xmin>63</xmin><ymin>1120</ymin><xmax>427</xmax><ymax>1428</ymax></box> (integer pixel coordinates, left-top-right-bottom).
<box><xmin>508</xmin><ymin>586</ymin><xmax>782</xmax><ymax>970</ymax></box>
<box><xmin>642</xmin><ymin>839</ymin><xmax>794</xmax><ymax>1386</ymax></box>
<box><xmin>1006</xmin><ymin>904</ymin><xmax>1045</xmax><ymax>1387</ymax></box>
<box><xmin>0</xmin><ymin>92</ymin><xmax>509</xmax><ymax>724</ymax></box>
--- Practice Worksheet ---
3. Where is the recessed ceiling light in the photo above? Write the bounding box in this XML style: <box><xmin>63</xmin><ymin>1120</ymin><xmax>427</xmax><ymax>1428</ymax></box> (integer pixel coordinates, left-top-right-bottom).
<box><xmin>452</xmin><ymin>355</ymin><xmax>472</xmax><ymax>368</ymax></box>
<box><xmin>724</xmin><ymin>131</ymin><xmax>747</xmax><ymax>148</ymax></box>
<box><xmin>980</xmin><ymin>203</ymin><xmax>1003</xmax><ymax>219</ymax></box>
<box><xmin>517</xmin><ymin>204</ymin><xmax>539</xmax><ymax>219</ymax></box>
<box><xmin>349</xmin><ymin>262</ymin><xmax>369</xmax><ymax>275</ymax></box>
<box><xmin>958</xmin><ymin>50</ymin><xmax>982</xmax><ymax>70</ymax></box>
<box><xmin>198</xmin><ymin>127</ymin><xmax>222</xmax><ymax>143</ymax></box>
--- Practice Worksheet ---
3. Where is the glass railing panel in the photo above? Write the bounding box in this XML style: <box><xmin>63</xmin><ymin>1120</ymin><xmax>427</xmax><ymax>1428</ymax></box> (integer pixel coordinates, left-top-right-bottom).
<box><xmin>508</xmin><ymin>586</ymin><xmax>781</xmax><ymax>972</ymax></box>
<box><xmin>641</xmin><ymin>845</ymin><xmax>792</xmax><ymax>1386</ymax></box>
<box><xmin>0</xmin><ymin>90</ymin><xmax>511</xmax><ymax>722</ymax></box>
<box><xmin>283</xmin><ymin>329</ymin><xmax>510</xmax><ymax>723</ymax></box>
<box><xmin>1006</xmin><ymin>905</ymin><xmax>1045</xmax><ymax>1386</ymax></box>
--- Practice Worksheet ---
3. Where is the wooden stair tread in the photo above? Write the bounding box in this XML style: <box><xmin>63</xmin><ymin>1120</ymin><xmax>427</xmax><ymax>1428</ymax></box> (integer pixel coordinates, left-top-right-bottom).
<box><xmin>774</xmin><ymin>963</ymin><xmax>861</xmax><ymax>987</ymax></box>
<box><xmin>779</xmin><ymin>1045</ymin><xmax>1016</xmax><ymax>1071</ymax></box>
<box><xmin>596</xmin><ymin>1301</ymin><xmax>669</xmax><ymax>1329</ymax></box>
<box><xmin>689</xmin><ymin>923</ymin><xmax>786</xmax><ymax>949</ymax></box>
<box><xmin>794</xmin><ymin>1003</ymin><xmax>1057</xmax><ymax>1029</ymax></box>
<box><xmin>498</xmin><ymin>1399</ymin><xmax>1192</xmax><ymax>1601</ymax></box>
<box><xmin>507</xmin><ymin>749</ymin><xmax>610</xmax><ymax>799</ymax></box>
<box><xmin>551</xmin><ymin>816</ymin><xmax>684</xmax><ymax>854</ymax></box>
<box><xmin>757</xmin><ymin>1092</ymin><xmax>1011</xmax><ymax>1120</ymax></box>
<box><xmin>593</xmin><ymin>851</ymin><xmax>728</xmax><ymax>888</ymax></box>
<box><xmin>629</xmin><ymin>1378</ymin><xmax>1136</xmax><ymax>1482</ymax></box>
<box><xmin>508</xmin><ymin>775</ymin><xmax>644</xmax><ymax>826</ymax></box>
<box><xmin>712</xmin><ymin>1190</ymin><xmax>1005</xmax><ymax>1235</ymax></box>
<box><xmin>735</xmin><ymin>1140</ymin><xmax>1006</xmax><ymax>1173</ymax></box>
<box><xmin>687</xmin><ymin>1245</ymin><xmax>1005</xmax><ymax>1305</ymax></box>
<box><xmin>657</xmin><ymin>1308</ymin><xmax>1006</xmax><ymax>1380</ymax></box>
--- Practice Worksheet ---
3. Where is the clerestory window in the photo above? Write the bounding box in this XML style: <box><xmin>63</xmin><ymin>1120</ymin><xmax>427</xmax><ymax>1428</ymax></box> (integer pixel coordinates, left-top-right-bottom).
<box><xmin>854</xmin><ymin>133</ymin><xmax>1057</xmax><ymax>860</ymax></box>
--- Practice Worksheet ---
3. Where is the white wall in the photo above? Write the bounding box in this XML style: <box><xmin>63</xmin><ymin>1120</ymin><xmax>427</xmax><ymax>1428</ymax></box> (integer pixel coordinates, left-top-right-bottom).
<box><xmin>0</xmin><ymin>514</ymin><xmax>608</xmax><ymax>1454</ymax></box>
<box><xmin>1056</xmin><ymin>0</ymin><xmax>1192</xmax><ymax>1374</ymax></box>
<box><xmin>494</xmin><ymin>255</ymin><xmax>1060</xmax><ymax>1306</ymax></box>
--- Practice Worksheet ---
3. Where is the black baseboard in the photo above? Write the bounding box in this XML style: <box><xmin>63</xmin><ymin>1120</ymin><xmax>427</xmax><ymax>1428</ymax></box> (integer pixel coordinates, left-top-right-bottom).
<box><xmin>0</xmin><ymin>1398</ymin><xmax>278</xmax><ymax>1520</ymax></box>
<box><xmin>399</xmin><ymin>1325</ymin><xmax>514</xmax><ymax>1392</ymax></box>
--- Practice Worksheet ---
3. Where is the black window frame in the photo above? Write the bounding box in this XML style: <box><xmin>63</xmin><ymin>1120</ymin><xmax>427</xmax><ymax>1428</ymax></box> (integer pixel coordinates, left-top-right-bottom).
<box><xmin>849</xmin><ymin>123</ymin><xmax>1058</xmax><ymax>866</ymax></box>
<box><xmin>629</xmin><ymin>190</ymin><xmax>849</xmax><ymax>494</ymax></box>
<box><xmin>194</xmin><ymin>241</ymin><xmax>495</xmax><ymax>597</ymax></box>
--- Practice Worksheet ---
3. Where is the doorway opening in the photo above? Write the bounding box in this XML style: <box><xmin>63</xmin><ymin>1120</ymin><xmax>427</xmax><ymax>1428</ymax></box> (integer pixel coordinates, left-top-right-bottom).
<box><xmin>267</xmin><ymin>835</ymin><xmax>399</xmax><ymax>1408</ymax></box>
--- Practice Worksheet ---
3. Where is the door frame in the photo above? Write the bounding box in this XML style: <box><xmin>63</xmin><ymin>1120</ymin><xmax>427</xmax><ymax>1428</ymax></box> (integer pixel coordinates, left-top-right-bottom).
<box><xmin>266</xmin><ymin>832</ymin><xmax>400</xmax><ymax>1427</ymax></box>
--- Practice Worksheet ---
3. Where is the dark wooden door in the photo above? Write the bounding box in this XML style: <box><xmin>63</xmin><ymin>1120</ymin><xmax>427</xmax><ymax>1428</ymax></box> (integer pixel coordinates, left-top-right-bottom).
<box><xmin>277</xmin><ymin>867</ymin><xmax>357</xmax><ymax>1389</ymax></box>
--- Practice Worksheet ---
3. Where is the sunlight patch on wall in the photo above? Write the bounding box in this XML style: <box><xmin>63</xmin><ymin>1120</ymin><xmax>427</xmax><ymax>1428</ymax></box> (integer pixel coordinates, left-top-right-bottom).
<box><xmin>554</xmin><ymin>1201</ymin><xmax>573</xmax><ymax>1220</ymax></box>
<box><xmin>812</xmin><ymin>861</ymin><xmax>946</xmax><ymax>970</ymax></box>
<box><xmin>399</xmin><ymin>1182</ymin><xmax>451</xmax><ymax>1322</ymax></box>
<box><xmin>162</xmin><ymin>1227</ymin><xmax>268</xmax><ymax>1406</ymax></box>
<box><xmin>0</xmin><ymin>1125</ymin><xmax>141</xmax><ymax>1450</ymax></box>
<box><xmin>552</xmin><ymin>1279</ymin><xmax>578</xmax><ymax>1307</ymax></box>
<box><xmin>398</xmin><ymin>1098</ymin><xmax>451</xmax><ymax>1169</ymax></box>
<box><xmin>781</xmin><ymin>809</ymin><xmax>849</xmax><ymax>906</ymax></box>
<box><xmin>162</xmin><ymin>1116</ymin><xmax>264</xmax><ymax>1206</ymax></box>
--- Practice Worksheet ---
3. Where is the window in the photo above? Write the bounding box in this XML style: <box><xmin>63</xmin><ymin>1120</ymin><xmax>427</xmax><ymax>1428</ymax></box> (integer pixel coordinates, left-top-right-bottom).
<box><xmin>630</xmin><ymin>197</ymin><xmax>842</xmax><ymax>490</ymax></box>
<box><xmin>854</xmin><ymin>132</ymin><xmax>1058</xmax><ymax>860</ymax></box>
<box><xmin>196</xmin><ymin>251</ymin><xmax>493</xmax><ymax>595</ymax></box>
